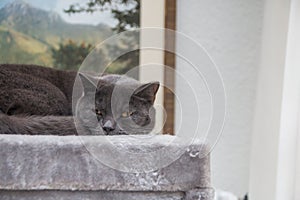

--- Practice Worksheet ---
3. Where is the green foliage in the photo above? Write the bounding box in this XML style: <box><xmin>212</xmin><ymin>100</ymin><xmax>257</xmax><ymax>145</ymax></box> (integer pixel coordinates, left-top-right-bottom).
<box><xmin>64</xmin><ymin>0</ymin><xmax>140</xmax><ymax>32</ymax></box>
<box><xmin>64</xmin><ymin>0</ymin><xmax>140</xmax><ymax>76</ymax></box>
<box><xmin>105</xmin><ymin>50</ymin><xmax>139</xmax><ymax>75</ymax></box>
<box><xmin>0</xmin><ymin>1</ymin><xmax>140</xmax><ymax>74</ymax></box>
<box><xmin>51</xmin><ymin>40</ymin><xmax>93</xmax><ymax>70</ymax></box>
<box><xmin>0</xmin><ymin>1</ymin><xmax>113</xmax><ymax>68</ymax></box>
<box><xmin>0</xmin><ymin>26</ymin><xmax>53</xmax><ymax>65</ymax></box>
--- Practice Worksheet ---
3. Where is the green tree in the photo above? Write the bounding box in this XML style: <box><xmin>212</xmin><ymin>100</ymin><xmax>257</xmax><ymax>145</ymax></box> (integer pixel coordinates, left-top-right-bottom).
<box><xmin>64</xmin><ymin>0</ymin><xmax>140</xmax><ymax>76</ymax></box>
<box><xmin>51</xmin><ymin>40</ymin><xmax>93</xmax><ymax>70</ymax></box>
<box><xmin>64</xmin><ymin>0</ymin><xmax>140</xmax><ymax>32</ymax></box>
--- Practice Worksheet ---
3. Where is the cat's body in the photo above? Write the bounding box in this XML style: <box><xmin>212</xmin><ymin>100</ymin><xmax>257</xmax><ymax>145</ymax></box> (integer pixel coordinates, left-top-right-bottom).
<box><xmin>0</xmin><ymin>64</ymin><xmax>76</xmax><ymax>115</ymax></box>
<box><xmin>0</xmin><ymin>64</ymin><xmax>159</xmax><ymax>135</ymax></box>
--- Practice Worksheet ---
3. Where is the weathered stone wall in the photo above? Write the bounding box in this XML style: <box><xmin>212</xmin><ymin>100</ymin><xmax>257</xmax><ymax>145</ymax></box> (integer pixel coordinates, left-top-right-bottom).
<box><xmin>0</xmin><ymin>135</ymin><xmax>214</xmax><ymax>200</ymax></box>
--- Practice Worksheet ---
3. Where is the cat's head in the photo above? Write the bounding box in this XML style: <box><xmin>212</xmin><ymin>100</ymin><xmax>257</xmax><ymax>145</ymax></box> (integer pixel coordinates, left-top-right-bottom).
<box><xmin>77</xmin><ymin>73</ymin><xmax>159</xmax><ymax>135</ymax></box>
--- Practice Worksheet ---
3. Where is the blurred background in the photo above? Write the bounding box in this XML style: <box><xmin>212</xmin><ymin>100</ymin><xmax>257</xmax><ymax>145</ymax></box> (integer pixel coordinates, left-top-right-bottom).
<box><xmin>0</xmin><ymin>0</ymin><xmax>299</xmax><ymax>200</ymax></box>
<box><xmin>0</xmin><ymin>0</ymin><xmax>139</xmax><ymax>74</ymax></box>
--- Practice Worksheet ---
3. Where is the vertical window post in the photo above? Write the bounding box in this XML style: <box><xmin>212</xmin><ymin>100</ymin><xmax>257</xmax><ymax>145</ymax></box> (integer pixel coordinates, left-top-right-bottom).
<box><xmin>163</xmin><ymin>0</ymin><xmax>176</xmax><ymax>134</ymax></box>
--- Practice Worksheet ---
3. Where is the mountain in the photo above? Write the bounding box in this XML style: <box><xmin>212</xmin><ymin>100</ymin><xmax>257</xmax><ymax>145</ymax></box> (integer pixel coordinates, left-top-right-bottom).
<box><xmin>0</xmin><ymin>0</ymin><xmax>113</xmax><ymax>66</ymax></box>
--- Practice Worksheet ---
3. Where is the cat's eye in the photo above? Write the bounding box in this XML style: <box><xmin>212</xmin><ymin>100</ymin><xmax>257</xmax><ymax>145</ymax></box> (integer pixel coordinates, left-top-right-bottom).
<box><xmin>121</xmin><ymin>111</ymin><xmax>133</xmax><ymax>118</ymax></box>
<box><xmin>95</xmin><ymin>109</ymin><xmax>102</xmax><ymax>116</ymax></box>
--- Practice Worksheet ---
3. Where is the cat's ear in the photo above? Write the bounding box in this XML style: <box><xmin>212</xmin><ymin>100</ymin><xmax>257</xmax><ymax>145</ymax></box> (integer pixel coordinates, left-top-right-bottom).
<box><xmin>133</xmin><ymin>82</ymin><xmax>160</xmax><ymax>104</ymax></box>
<box><xmin>79</xmin><ymin>73</ymin><xmax>97</xmax><ymax>94</ymax></box>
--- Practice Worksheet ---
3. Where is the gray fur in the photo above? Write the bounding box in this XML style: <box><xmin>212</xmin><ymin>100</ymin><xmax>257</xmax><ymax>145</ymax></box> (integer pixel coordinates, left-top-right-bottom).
<box><xmin>0</xmin><ymin>64</ymin><xmax>76</xmax><ymax>115</ymax></box>
<box><xmin>0</xmin><ymin>64</ymin><xmax>159</xmax><ymax>135</ymax></box>
<box><xmin>0</xmin><ymin>114</ymin><xmax>82</xmax><ymax>135</ymax></box>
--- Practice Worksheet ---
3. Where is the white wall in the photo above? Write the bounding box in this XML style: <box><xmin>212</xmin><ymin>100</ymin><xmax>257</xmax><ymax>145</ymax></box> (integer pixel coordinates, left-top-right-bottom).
<box><xmin>176</xmin><ymin>0</ymin><xmax>263</xmax><ymax>196</ymax></box>
<box><xmin>249</xmin><ymin>0</ymin><xmax>300</xmax><ymax>199</ymax></box>
<box><xmin>275</xmin><ymin>0</ymin><xmax>300</xmax><ymax>196</ymax></box>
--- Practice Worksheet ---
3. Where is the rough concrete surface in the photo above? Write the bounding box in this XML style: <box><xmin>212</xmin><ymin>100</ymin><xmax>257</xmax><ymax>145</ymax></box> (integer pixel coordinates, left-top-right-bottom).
<box><xmin>0</xmin><ymin>190</ymin><xmax>185</xmax><ymax>200</ymax></box>
<box><xmin>0</xmin><ymin>134</ymin><xmax>214</xmax><ymax>199</ymax></box>
<box><xmin>185</xmin><ymin>188</ymin><xmax>215</xmax><ymax>200</ymax></box>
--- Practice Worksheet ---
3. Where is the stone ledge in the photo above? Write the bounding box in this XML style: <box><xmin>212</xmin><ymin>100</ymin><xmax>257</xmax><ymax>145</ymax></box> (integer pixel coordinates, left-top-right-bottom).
<box><xmin>0</xmin><ymin>135</ymin><xmax>211</xmax><ymax>192</ymax></box>
<box><xmin>185</xmin><ymin>188</ymin><xmax>215</xmax><ymax>200</ymax></box>
<box><xmin>0</xmin><ymin>190</ymin><xmax>185</xmax><ymax>200</ymax></box>
<box><xmin>0</xmin><ymin>188</ymin><xmax>214</xmax><ymax>200</ymax></box>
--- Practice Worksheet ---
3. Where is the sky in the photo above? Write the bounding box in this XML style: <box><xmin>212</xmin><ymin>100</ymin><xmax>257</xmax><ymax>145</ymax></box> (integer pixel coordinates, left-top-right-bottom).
<box><xmin>0</xmin><ymin>0</ymin><xmax>118</xmax><ymax>26</ymax></box>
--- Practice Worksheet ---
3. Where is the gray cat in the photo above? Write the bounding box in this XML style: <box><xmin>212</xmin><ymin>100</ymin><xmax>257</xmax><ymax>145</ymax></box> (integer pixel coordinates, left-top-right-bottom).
<box><xmin>0</xmin><ymin>64</ymin><xmax>159</xmax><ymax>135</ymax></box>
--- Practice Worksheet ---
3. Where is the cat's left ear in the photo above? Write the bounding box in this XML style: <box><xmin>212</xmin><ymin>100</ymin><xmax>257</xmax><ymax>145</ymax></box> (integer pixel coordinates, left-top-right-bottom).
<box><xmin>79</xmin><ymin>73</ymin><xmax>97</xmax><ymax>94</ymax></box>
<box><xmin>134</xmin><ymin>82</ymin><xmax>160</xmax><ymax>104</ymax></box>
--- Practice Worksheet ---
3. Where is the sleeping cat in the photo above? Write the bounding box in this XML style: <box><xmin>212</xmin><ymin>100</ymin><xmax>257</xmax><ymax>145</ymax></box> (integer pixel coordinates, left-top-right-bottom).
<box><xmin>0</xmin><ymin>64</ymin><xmax>76</xmax><ymax>115</ymax></box>
<box><xmin>0</xmin><ymin>64</ymin><xmax>159</xmax><ymax>135</ymax></box>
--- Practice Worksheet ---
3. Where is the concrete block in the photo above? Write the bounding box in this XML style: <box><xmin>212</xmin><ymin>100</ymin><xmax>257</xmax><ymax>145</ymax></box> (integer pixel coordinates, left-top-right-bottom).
<box><xmin>0</xmin><ymin>190</ymin><xmax>185</xmax><ymax>200</ymax></box>
<box><xmin>185</xmin><ymin>188</ymin><xmax>215</xmax><ymax>200</ymax></box>
<box><xmin>0</xmin><ymin>134</ymin><xmax>214</xmax><ymax>199</ymax></box>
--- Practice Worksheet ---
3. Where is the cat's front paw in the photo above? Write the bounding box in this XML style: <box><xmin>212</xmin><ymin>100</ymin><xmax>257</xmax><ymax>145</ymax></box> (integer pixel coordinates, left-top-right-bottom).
<box><xmin>104</xmin><ymin>129</ymin><xmax>128</xmax><ymax>135</ymax></box>
<box><xmin>118</xmin><ymin>130</ymin><xmax>128</xmax><ymax>135</ymax></box>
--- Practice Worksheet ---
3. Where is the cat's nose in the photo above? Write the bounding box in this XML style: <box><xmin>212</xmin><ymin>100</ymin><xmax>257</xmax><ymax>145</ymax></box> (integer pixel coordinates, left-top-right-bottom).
<box><xmin>103</xmin><ymin>120</ymin><xmax>115</xmax><ymax>132</ymax></box>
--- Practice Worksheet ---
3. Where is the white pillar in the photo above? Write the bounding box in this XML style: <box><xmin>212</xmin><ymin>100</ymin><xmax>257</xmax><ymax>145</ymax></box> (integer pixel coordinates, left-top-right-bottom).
<box><xmin>275</xmin><ymin>0</ymin><xmax>300</xmax><ymax>199</ymax></box>
<box><xmin>249</xmin><ymin>0</ymin><xmax>300</xmax><ymax>199</ymax></box>
<box><xmin>295</xmin><ymin>128</ymin><xmax>300</xmax><ymax>199</ymax></box>
<box><xmin>139</xmin><ymin>0</ymin><xmax>165</xmax><ymax>133</ymax></box>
